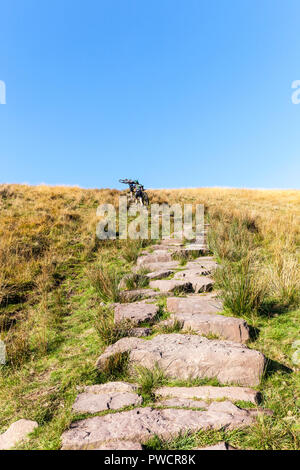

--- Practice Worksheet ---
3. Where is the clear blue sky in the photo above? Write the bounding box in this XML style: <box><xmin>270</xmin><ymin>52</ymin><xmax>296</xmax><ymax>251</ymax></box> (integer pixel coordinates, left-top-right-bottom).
<box><xmin>1</xmin><ymin>0</ymin><xmax>300</xmax><ymax>189</ymax></box>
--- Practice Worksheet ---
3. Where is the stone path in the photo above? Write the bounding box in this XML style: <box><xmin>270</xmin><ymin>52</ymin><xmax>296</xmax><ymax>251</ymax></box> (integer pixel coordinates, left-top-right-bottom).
<box><xmin>60</xmin><ymin>232</ymin><xmax>268</xmax><ymax>450</ymax></box>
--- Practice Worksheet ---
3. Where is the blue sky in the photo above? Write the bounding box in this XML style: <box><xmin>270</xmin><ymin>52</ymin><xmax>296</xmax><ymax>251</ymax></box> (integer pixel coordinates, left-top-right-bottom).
<box><xmin>0</xmin><ymin>0</ymin><xmax>300</xmax><ymax>189</ymax></box>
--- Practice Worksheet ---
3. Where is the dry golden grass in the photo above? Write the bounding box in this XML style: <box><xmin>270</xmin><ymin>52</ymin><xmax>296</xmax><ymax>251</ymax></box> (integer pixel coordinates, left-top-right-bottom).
<box><xmin>0</xmin><ymin>184</ymin><xmax>299</xmax><ymax>450</ymax></box>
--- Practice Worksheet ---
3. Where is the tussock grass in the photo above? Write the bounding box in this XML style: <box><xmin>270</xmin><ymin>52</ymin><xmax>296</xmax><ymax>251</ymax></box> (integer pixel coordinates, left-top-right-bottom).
<box><xmin>93</xmin><ymin>306</ymin><xmax>133</xmax><ymax>346</ymax></box>
<box><xmin>88</xmin><ymin>264</ymin><xmax>122</xmax><ymax>303</ymax></box>
<box><xmin>133</xmin><ymin>363</ymin><xmax>166</xmax><ymax>398</ymax></box>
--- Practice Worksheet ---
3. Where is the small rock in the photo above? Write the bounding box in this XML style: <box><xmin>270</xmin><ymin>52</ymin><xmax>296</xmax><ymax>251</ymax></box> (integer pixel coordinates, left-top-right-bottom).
<box><xmin>114</xmin><ymin>301</ymin><xmax>159</xmax><ymax>325</ymax></box>
<box><xmin>72</xmin><ymin>382</ymin><xmax>142</xmax><ymax>414</ymax></box>
<box><xmin>72</xmin><ymin>391</ymin><xmax>142</xmax><ymax>414</ymax></box>
<box><xmin>129</xmin><ymin>327</ymin><xmax>153</xmax><ymax>337</ymax></box>
<box><xmin>0</xmin><ymin>419</ymin><xmax>38</xmax><ymax>450</ymax></box>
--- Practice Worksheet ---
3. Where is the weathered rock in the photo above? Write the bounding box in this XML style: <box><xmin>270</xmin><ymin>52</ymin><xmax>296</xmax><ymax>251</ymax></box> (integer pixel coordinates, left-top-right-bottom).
<box><xmin>146</xmin><ymin>269</ymin><xmax>174</xmax><ymax>280</ymax></box>
<box><xmin>95</xmin><ymin>441</ymin><xmax>143</xmax><ymax>450</ymax></box>
<box><xmin>195</xmin><ymin>442</ymin><xmax>237</xmax><ymax>450</ymax></box>
<box><xmin>149</xmin><ymin>279</ymin><xmax>194</xmax><ymax>294</ymax></box>
<box><xmin>114</xmin><ymin>301</ymin><xmax>159</xmax><ymax>325</ymax></box>
<box><xmin>185</xmin><ymin>257</ymin><xmax>218</xmax><ymax>272</ymax></box>
<box><xmin>158</xmin><ymin>398</ymin><xmax>208</xmax><ymax>409</ymax></box>
<box><xmin>84</xmin><ymin>382</ymin><xmax>138</xmax><ymax>394</ymax></box>
<box><xmin>137</xmin><ymin>251</ymin><xmax>173</xmax><ymax>267</ymax></box>
<box><xmin>174</xmin><ymin>267</ymin><xmax>213</xmax><ymax>278</ymax></box>
<box><xmin>61</xmin><ymin>401</ymin><xmax>259</xmax><ymax>450</ymax></box>
<box><xmin>168</xmin><ymin>312</ymin><xmax>250</xmax><ymax>343</ymax></box>
<box><xmin>155</xmin><ymin>385</ymin><xmax>260</xmax><ymax>404</ymax></box>
<box><xmin>0</xmin><ymin>419</ymin><xmax>38</xmax><ymax>450</ymax></box>
<box><xmin>119</xmin><ymin>289</ymin><xmax>160</xmax><ymax>302</ymax></box>
<box><xmin>129</xmin><ymin>327</ymin><xmax>153</xmax><ymax>337</ymax></box>
<box><xmin>133</xmin><ymin>261</ymin><xmax>179</xmax><ymax>273</ymax></box>
<box><xmin>72</xmin><ymin>391</ymin><xmax>142</xmax><ymax>414</ymax></box>
<box><xmin>96</xmin><ymin>334</ymin><xmax>265</xmax><ymax>387</ymax></box>
<box><xmin>72</xmin><ymin>382</ymin><xmax>142</xmax><ymax>414</ymax></box>
<box><xmin>167</xmin><ymin>294</ymin><xmax>223</xmax><ymax>315</ymax></box>
<box><xmin>172</xmin><ymin>274</ymin><xmax>214</xmax><ymax>293</ymax></box>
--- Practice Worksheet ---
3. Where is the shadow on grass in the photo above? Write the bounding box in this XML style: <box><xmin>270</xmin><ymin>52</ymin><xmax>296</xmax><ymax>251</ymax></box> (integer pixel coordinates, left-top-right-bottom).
<box><xmin>263</xmin><ymin>357</ymin><xmax>293</xmax><ymax>380</ymax></box>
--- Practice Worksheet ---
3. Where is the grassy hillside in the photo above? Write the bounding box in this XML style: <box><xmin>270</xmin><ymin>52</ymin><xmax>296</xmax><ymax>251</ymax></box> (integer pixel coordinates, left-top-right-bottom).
<box><xmin>0</xmin><ymin>184</ymin><xmax>299</xmax><ymax>449</ymax></box>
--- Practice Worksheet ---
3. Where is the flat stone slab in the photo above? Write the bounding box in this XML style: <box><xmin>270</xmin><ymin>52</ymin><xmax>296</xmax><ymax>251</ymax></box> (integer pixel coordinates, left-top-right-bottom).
<box><xmin>133</xmin><ymin>261</ymin><xmax>179</xmax><ymax>273</ymax></box>
<box><xmin>155</xmin><ymin>386</ymin><xmax>260</xmax><ymax>404</ymax></box>
<box><xmin>114</xmin><ymin>301</ymin><xmax>159</xmax><ymax>325</ymax></box>
<box><xmin>61</xmin><ymin>401</ymin><xmax>259</xmax><ymax>449</ymax></box>
<box><xmin>167</xmin><ymin>294</ymin><xmax>223</xmax><ymax>315</ymax></box>
<box><xmin>160</xmin><ymin>238</ymin><xmax>184</xmax><ymax>246</ymax></box>
<box><xmin>137</xmin><ymin>251</ymin><xmax>173</xmax><ymax>267</ymax></box>
<box><xmin>72</xmin><ymin>382</ymin><xmax>142</xmax><ymax>414</ymax></box>
<box><xmin>146</xmin><ymin>269</ymin><xmax>174</xmax><ymax>280</ymax></box>
<box><xmin>73</xmin><ymin>392</ymin><xmax>142</xmax><ymax>414</ymax></box>
<box><xmin>172</xmin><ymin>274</ymin><xmax>214</xmax><ymax>293</ymax></box>
<box><xmin>0</xmin><ymin>419</ymin><xmax>38</xmax><ymax>450</ymax></box>
<box><xmin>95</xmin><ymin>441</ymin><xmax>143</xmax><ymax>450</ymax></box>
<box><xmin>174</xmin><ymin>266</ymin><xmax>213</xmax><ymax>277</ymax></box>
<box><xmin>84</xmin><ymin>382</ymin><xmax>138</xmax><ymax>394</ymax></box>
<box><xmin>158</xmin><ymin>398</ymin><xmax>208</xmax><ymax>409</ymax></box>
<box><xmin>168</xmin><ymin>312</ymin><xmax>250</xmax><ymax>343</ymax></box>
<box><xmin>149</xmin><ymin>279</ymin><xmax>194</xmax><ymax>294</ymax></box>
<box><xmin>120</xmin><ymin>289</ymin><xmax>160</xmax><ymax>302</ymax></box>
<box><xmin>96</xmin><ymin>334</ymin><xmax>265</xmax><ymax>387</ymax></box>
<box><xmin>185</xmin><ymin>258</ymin><xmax>219</xmax><ymax>272</ymax></box>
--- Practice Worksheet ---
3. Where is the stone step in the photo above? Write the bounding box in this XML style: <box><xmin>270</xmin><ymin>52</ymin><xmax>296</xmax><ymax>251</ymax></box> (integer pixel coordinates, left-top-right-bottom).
<box><xmin>72</xmin><ymin>382</ymin><xmax>142</xmax><ymax>414</ymax></box>
<box><xmin>95</xmin><ymin>441</ymin><xmax>143</xmax><ymax>450</ymax></box>
<box><xmin>158</xmin><ymin>398</ymin><xmax>207</xmax><ymax>409</ymax></box>
<box><xmin>114</xmin><ymin>301</ymin><xmax>159</xmax><ymax>325</ymax></box>
<box><xmin>149</xmin><ymin>279</ymin><xmax>194</xmax><ymax>294</ymax></box>
<box><xmin>61</xmin><ymin>401</ymin><xmax>261</xmax><ymax>450</ymax></box>
<box><xmin>96</xmin><ymin>334</ymin><xmax>266</xmax><ymax>387</ymax></box>
<box><xmin>167</xmin><ymin>294</ymin><xmax>223</xmax><ymax>315</ymax></box>
<box><xmin>172</xmin><ymin>274</ymin><xmax>215</xmax><ymax>293</ymax></box>
<box><xmin>174</xmin><ymin>246</ymin><xmax>210</xmax><ymax>257</ymax></box>
<box><xmin>166</xmin><ymin>311</ymin><xmax>250</xmax><ymax>343</ymax></box>
<box><xmin>146</xmin><ymin>269</ymin><xmax>174</xmax><ymax>280</ymax></box>
<box><xmin>185</xmin><ymin>258</ymin><xmax>219</xmax><ymax>271</ymax></box>
<box><xmin>173</xmin><ymin>266</ymin><xmax>214</xmax><ymax>277</ymax></box>
<box><xmin>119</xmin><ymin>288</ymin><xmax>160</xmax><ymax>302</ymax></box>
<box><xmin>160</xmin><ymin>238</ymin><xmax>184</xmax><ymax>246</ymax></box>
<box><xmin>155</xmin><ymin>385</ymin><xmax>260</xmax><ymax>404</ymax></box>
<box><xmin>133</xmin><ymin>261</ymin><xmax>179</xmax><ymax>273</ymax></box>
<box><xmin>137</xmin><ymin>251</ymin><xmax>173</xmax><ymax>267</ymax></box>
